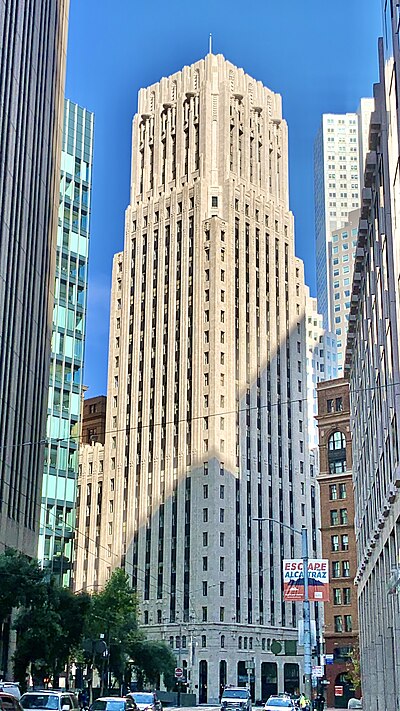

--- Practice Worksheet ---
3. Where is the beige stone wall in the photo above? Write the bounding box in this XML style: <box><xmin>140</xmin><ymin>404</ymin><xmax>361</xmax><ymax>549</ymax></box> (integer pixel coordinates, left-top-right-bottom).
<box><xmin>76</xmin><ymin>53</ymin><xmax>312</xmax><ymax>702</ymax></box>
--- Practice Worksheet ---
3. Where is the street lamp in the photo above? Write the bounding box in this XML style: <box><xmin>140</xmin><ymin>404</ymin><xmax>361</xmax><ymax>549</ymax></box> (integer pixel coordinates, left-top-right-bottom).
<box><xmin>253</xmin><ymin>517</ymin><xmax>312</xmax><ymax>701</ymax></box>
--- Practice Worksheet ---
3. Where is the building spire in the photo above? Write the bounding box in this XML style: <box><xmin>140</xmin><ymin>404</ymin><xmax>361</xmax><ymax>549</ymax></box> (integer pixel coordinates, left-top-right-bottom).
<box><xmin>209</xmin><ymin>33</ymin><xmax>212</xmax><ymax>54</ymax></box>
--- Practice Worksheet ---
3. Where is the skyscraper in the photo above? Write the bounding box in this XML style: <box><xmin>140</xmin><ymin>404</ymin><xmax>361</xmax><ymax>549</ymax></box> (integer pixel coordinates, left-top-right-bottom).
<box><xmin>38</xmin><ymin>100</ymin><xmax>94</xmax><ymax>586</ymax></box>
<box><xmin>328</xmin><ymin>208</ymin><xmax>360</xmax><ymax>374</ymax></box>
<box><xmin>314</xmin><ymin>101</ymin><xmax>373</xmax><ymax>332</ymax></box>
<box><xmin>76</xmin><ymin>53</ymin><xmax>313</xmax><ymax>702</ymax></box>
<box><xmin>314</xmin><ymin>112</ymin><xmax>361</xmax><ymax>329</ymax></box>
<box><xmin>0</xmin><ymin>1</ymin><xmax>69</xmax><ymax>558</ymax></box>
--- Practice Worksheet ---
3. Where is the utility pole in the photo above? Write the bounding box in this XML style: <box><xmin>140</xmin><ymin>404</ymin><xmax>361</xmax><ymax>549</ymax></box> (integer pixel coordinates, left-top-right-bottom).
<box><xmin>302</xmin><ymin>527</ymin><xmax>312</xmax><ymax>701</ymax></box>
<box><xmin>253</xmin><ymin>517</ymin><xmax>313</xmax><ymax>700</ymax></box>
<box><xmin>177</xmin><ymin>618</ymin><xmax>182</xmax><ymax>707</ymax></box>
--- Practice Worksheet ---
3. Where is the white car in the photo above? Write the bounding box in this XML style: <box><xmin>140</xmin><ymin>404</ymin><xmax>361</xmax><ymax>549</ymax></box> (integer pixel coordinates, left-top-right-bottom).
<box><xmin>347</xmin><ymin>700</ymin><xmax>362</xmax><ymax>710</ymax></box>
<box><xmin>264</xmin><ymin>697</ymin><xmax>297</xmax><ymax>711</ymax></box>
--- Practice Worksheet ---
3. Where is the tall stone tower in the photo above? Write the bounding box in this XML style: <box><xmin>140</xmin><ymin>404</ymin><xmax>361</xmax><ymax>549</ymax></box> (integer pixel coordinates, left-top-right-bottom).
<box><xmin>76</xmin><ymin>53</ymin><xmax>312</xmax><ymax>702</ymax></box>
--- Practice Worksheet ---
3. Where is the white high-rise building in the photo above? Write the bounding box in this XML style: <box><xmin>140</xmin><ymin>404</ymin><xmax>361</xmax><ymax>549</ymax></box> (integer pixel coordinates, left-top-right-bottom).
<box><xmin>75</xmin><ymin>53</ymin><xmax>314</xmax><ymax>702</ymax></box>
<box><xmin>328</xmin><ymin>208</ymin><xmax>360</xmax><ymax>374</ymax></box>
<box><xmin>304</xmin><ymin>288</ymin><xmax>337</xmax><ymax>451</ymax></box>
<box><xmin>314</xmin><ymin>102</ymin><xmax>373</xmax><ymax>330</ymax></box>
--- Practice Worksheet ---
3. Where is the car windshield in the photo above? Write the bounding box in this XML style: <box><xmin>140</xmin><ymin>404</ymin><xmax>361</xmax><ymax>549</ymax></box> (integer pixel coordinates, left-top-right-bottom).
<box><xmin>21</xmin><ymin>696</ymin><xmax>59</xmax><ymax>710</ymax></box>
<box><xmin>222</xmin><ymin>691</ymin><xmax>248</xmax><ymax>699</ymax></box>
<box><xmin>92</xmin><ymin>703</ymin><xmax>125</xmax><ymax>711</ymax></box>
<box><xmin>132</xmin><ymin>696</ymin><xmax>153</xmax><ymax>705</ymax></box>
<box><xmin>266</xmin><ymin>700</ymin><xmax>292</xmax><ymax>707</ymax></box>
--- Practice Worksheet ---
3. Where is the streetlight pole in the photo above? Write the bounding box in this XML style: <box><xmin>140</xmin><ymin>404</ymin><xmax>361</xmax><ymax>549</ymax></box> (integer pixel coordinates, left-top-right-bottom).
<box><xmin>301</xmin><ymin>526</ymin><xmax>312</xmax><ymax>701</ymax></box>
<box><xmin>254</xmin><ymin>517</ymin><xmax>312</xmax><ymax>701</ymax></box>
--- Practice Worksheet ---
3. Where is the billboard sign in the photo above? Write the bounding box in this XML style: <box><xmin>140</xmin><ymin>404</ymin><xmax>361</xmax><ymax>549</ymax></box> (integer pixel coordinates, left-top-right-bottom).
<box><xmin>283</xmin><ymin>559</ymin><xmax>330</xmax><ymax>601</ymax></box>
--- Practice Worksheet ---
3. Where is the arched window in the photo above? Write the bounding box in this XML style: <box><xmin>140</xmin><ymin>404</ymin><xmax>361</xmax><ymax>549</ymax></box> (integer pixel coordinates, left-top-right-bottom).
<box><xmin>328</xmin><ymin>431</ymin><xmax>347</xmax><ymax>473</ymax></box>
<box><xmin>238</xmin><ymin>636</ymin><xmax>242</xmax><ymax>649</ymax></box>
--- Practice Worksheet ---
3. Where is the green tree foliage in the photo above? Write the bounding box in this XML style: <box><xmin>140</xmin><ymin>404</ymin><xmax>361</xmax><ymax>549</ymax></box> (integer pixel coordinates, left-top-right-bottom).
<box><xmin>84</xmin><ymin>569</ymin><xmax>140</xmax><ymax>685</ymax></box>
<box><xmin>346</xmin><ymin>644</ymin><xmax>361</xmax><ymax>691</ymax></box>
<box><xmin>84</xmin><ymin>570</ymin><xmax>176</xmax><ymax>690</ymax></box>
<box><xmin>129</xmin><ymin>639</ymin><xmax>176</xmax><ymax>690</ymax></box>
<box><xmin>13</xmin><ymin>582</ymin><xmax>91</xmax><ymax>687</ymax></box>
<box><xmin>0</xmin><ymin>550</ymin><xmax>44</xmax><ymax>625</ymax></box>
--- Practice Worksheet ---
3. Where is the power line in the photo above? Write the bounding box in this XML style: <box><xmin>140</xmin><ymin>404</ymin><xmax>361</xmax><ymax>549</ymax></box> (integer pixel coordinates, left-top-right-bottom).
<box><xmin>0</xmin><ymin>375</ymin><xmax>398</xmax><ymax>455</ymax></box>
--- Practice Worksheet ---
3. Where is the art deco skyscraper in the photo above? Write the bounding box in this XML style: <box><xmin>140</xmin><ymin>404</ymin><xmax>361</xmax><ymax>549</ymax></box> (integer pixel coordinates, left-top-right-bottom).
<box><xmin>0</xmin><ymin>1</ymin><xmax>69</xmax><ymax>557</ymax></box>
<box><xmin>76</xmin><ymin>53</ymin><xmax>312</xmax><ymax>702</ymax></box>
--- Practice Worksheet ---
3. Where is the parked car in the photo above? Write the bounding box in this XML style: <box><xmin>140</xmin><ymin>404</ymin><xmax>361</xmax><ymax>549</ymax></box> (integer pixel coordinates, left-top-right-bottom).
<box><xmin>0</xmin><ymin>693</ymin><xmax>24</xmax><ymax>711</ymax></box>
<box><xmin>20</xmin><ymin>692</ymin><xmax>79</xmax><ymax>711</ymax></box>
<box><xmin>90</xmin><ymin>699</ymin><xmax>138</xmax><ymax>711</ymax></box>
<box><xmin>347</xmin><ymin>700</ymin><xmax>362</xmax><ymax>710</ymax></box>
<box><xmin>221</xmin><ymin>687</ymin><xmax>252</xmax><ymax>711</ymax></box>
<box><xmin>0</xmin><ymin>685</ymin><xmax>21</xmax><ymax>701</ymax></box>
<box><xmin>264</xmin><ymin>697</ymin><xmax>297</xmax><ymax>711</ymax></box>
<box><xmin>126</xmin><ymin>694</ymin><xmax>159</xmax><ymax>711</ymax></box>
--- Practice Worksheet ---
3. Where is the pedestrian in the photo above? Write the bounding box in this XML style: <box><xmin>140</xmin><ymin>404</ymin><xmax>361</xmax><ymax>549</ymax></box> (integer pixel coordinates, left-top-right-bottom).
<box><xmin>317</xmin><ymin>694</ymin><xmax>325</xmax><ymax>711</ymax></box>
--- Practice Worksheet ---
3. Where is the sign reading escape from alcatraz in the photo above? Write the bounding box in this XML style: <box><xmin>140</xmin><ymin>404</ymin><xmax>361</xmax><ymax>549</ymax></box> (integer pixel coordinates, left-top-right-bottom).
<box><xmin>283</xmin><ymin>559</ymin><xmax>330</xmax><ymax>602</ymax></box>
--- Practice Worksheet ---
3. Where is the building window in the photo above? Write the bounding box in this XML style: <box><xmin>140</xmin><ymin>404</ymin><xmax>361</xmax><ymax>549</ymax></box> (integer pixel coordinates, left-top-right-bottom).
<box><xmin>331</xmin><ymin>535</ymin><xmax>339</xmax><ymax>552</ymax></box>
<box><xmin>340</xmin><ymin>508</ymin><xmax>348</xmax><ymax>525</ymax></box>
<box><xmin>343</xmin><ymin>587</ymin><xmax>351</xmax><ymax>604</ymax></box>
<box><xmin>342</xmin><ymin>560</ymin><xmax>350</xmax><ymax>577</ymax></box>
<box><xmin>330</xmin><ymin>510</ymin><xmax>339</xmax><ymax>526</ymax></box>
<box><xmin>212</xmin><ymin>196</ymin><xmax>218</xmax><ymax>207</ymax></box>
<box><xmin>203</xmin><ymin>484</ymin><xmax>208</xmax><ymax>499</ymax></box>
<box><xmin>334</xmin><ymin>616</ymin><xmax>343</xmax><ymax>633</ymax></box>
<box><xmin>220</xmin><ymin>557</ymin><xmax>224</xmax><ymax>571</ymax></box>
<box><xmin>202</xmin><ymin>607</ymin><xmax>208</xmax><ymax>622</ymax></box>
<box><xmin>344</xmin><ymin>615</ymin><xmax>352</xmax><ymax>632</ymax></box>
<box><xmin>221</xmin><ymin>635</ymin><xmax>225</xmax><ymax>648</ymax></box>
<box><xmin>328</xmin><ymin>430</ymin><xmax>346</xmax><ymax>473</ymax></box>
<box><xmin>333</xmin><ymin>588</ymin><xmax>342</xmax><ymax>605</ymax></box>
<box><xmin>202</xmin><ymin>581</ymin><xmax>207</xmax><ymax>596</ymax></box>
<box><xmin>339</xmin><ymin>483</ymin><xmax>347</xmax><ymax>499</ymax></box>
<box><xmin>332</xmin><ymin>561</ymin><xmax>340</xmax><ymax>578</ymax></box>
<box><xmin>336</xmin><ymin>397</ymin><xmax>343</xmax><ymax>411</ymax></box>
<box><xmin>203</xmin><ymin>532</ymin><xmax>208</xmax><ymax>546</ymax></box>
<box><xmin>203</xmin><ymin>556</ymin><xmax>208</xmax><ymax>571</ymax></box>
<box><xmin>220</xmin><ymin>607</ymin><xmax>225</xmax><ymax>622</ymax></box>
<box><xmin>329</xmin><ymin>484</ymin><xmax>338</xmax><ymax>500</ymax></box>
<box><xmin>327</xmin><ymin>399</ymin><xmax>334</xmax><ymax>413</ymax></box>
<box><xmin>201</xmin><ymin>635</ymin><xmax>207</xmax><ymax>648</ymax></box>
<box><xmin>341</xmin><ymin>534</ymin><xmax>349</xmax><ymax>551</ymax></box>
<box><xmin>203</xmin><ymin>508</ymin><xmax>208</xmax><ymax>522</ymax></box>
<box><xmin>220</xmin><ymin>532</ymin><xmax>225</xmax><ymax>546</ymax></box>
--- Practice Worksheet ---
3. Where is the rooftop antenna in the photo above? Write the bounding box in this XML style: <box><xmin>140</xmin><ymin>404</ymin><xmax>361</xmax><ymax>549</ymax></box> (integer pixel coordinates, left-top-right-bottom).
<box><xmin>209</xmin><ymin>33</ymin><xmax>212</xmax><ymax>54</ymax></box>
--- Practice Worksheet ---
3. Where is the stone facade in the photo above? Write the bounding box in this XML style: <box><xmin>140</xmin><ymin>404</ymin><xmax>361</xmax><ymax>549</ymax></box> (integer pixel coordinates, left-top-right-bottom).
<box><xmin>344</xmin><ymin>14</ymin><xmax>400</xmax><ymax>710</ymax></box>
<box><xmin>75</xmin><ymin>53</ymin><xmax>314</xmax><ymax>702</ymax></box>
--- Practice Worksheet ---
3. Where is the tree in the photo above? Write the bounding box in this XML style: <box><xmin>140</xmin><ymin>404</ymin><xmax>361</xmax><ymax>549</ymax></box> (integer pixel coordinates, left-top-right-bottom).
<box><xmin>84</xmin><ymin>570</ymin><xmax>141</xmax><ymax>688</ymax></box>
<box><xmin>129</xmin><ymin>639</ymin><xmax>176</xmax><ymax>690</ymax></box>
<box><xmin>0</xmin><ymin>549</ymin><xmax>46</xmax><ymax>684</ymax></box>
<box><xmin>346</xmin><ymin>644</ymin><xmax>361</xmax><ymax>691</ymax></box>
<box><xmin>13</xmin><ymin>581</ymin><xmax>91</xmax><ymax>688</ymax></box>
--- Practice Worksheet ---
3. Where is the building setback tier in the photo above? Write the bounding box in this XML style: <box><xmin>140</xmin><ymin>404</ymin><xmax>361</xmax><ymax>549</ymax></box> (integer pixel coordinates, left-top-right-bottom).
<box><xmin>75</xmin><ymin>53</ymin><xmax>316</xmax><ymax>703</ymax></box>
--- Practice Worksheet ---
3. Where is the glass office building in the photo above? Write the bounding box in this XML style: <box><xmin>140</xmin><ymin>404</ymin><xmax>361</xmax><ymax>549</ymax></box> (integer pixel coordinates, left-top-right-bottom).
<box><xmin>38</xmin><ymin>99</ymin><xmax>94</xmax><ymax>586</ymax></box>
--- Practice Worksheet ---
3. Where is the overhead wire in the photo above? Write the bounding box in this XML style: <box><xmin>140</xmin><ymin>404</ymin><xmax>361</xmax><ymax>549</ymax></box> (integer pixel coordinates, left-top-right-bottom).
<box><xmin>0</xmin><ymin>375</ymin><xmax>397</xmax><ymax>455</ymax></box>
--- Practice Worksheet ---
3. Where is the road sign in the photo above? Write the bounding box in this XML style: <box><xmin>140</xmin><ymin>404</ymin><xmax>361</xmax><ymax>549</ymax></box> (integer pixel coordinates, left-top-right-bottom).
<box><xmin>312</xmin><ymin>665</ymin><xmax>324</xmax><ymax>678</ymax></box>
<box><xmin>325</xmin><ymin>654</ymin><xmax>334</xmax><ymax>665</ymax></box>
<box><xmin>175</xmin><ymin>667</ymin><xmax>184</xmax><ymax>679</ymax></box>
<box><xmin>335</xmin><ymin>686</ymin><xmax>343</xmax><ymax>697</ymax></box>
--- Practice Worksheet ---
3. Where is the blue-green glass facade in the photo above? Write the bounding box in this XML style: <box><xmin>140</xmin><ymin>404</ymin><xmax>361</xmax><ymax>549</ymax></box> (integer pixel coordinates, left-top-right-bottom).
<box><xmin>38</xmin><ymin>99</ymin><xmax>94</xmax><ymax>586</ymax></box>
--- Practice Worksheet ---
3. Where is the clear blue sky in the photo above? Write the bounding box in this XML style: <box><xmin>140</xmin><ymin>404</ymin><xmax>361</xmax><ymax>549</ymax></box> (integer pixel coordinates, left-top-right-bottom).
<box><xmin>65</xmin><ymin>0</ymin><xmax>382</xmax><ymax>397</ymax></box>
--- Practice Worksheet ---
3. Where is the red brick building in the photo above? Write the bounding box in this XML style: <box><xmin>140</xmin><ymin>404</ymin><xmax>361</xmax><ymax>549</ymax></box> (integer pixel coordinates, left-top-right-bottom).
<box><xmin>81</xmin><ymin>395</ymin><xmax>107</xmax><ymax>445</ymax></box>
<box><xmin>316</xmin><ymin>378</ymin><xmax>359</xmax><ymax>709</ymax></box>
